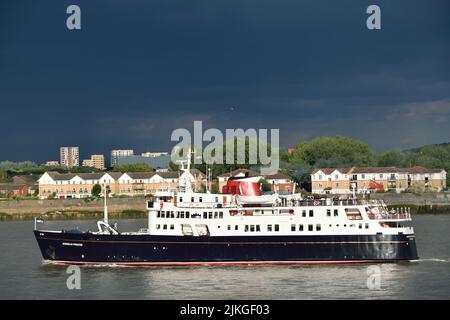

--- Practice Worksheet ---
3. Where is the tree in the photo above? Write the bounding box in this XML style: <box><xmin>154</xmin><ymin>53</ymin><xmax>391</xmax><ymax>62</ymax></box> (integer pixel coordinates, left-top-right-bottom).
<box><xmin>112</xmin><ymin>163</ymin><xmax>153</xmax><ymax>172</ymax></box>
<box><xmin>91</xmin><ymin>184</ymin><xmax>102</xmax><ymax>197</ymax></box>
<box><xmin>259</xmin><ymin>179</ymin><xmax>272</xmax><ymax>192</ymax></box>
<box><xmin>289</xmin><ymin>136</ymin><xmax>376</xmax><ymax>167</ymax></box>
<box><xmin>376</xmin><ymin>151</ymin><xmax>406</xmax><ymax>167</ymax></box>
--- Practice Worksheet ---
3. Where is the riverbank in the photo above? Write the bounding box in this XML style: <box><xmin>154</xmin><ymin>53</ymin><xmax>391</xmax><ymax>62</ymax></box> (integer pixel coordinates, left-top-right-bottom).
<box><xmin>0</xmin><ymin>198</ymin><xmax>148</xmax><ymax>221</ymax></box>
<box><xmin>0</xmin><ymin>193</ymin><xmax>449</xmax><ymax>221</ymax></box>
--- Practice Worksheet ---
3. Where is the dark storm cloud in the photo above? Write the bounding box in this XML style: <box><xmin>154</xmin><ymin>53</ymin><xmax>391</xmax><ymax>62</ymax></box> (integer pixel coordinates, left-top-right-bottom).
<box><xmin>0</xmin><ymin>0</ymin><xmax>449</xmax><ymax>162</ymax></box>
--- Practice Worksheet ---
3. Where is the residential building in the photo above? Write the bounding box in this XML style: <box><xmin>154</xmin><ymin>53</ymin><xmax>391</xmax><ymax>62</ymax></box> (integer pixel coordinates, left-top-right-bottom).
<box><xmin>110</xmin><ymin>149</ymin><xmax>134</xmax><ymax>167</ymax></box>
<box><xmin>141</xmin><ymin>152</ymin><xmax>169</xmax><ymax>157</ymax></box>
<box><xmin>82</xmin><ymin>154</ymin><xmax>105</xmax><ymax>170</ymax></box>
<box><xmin>44</xmin><ymin>161</ymin><xmax>60</xmax><ymax>167</ymax></box>
<box><xmin>60</xmin><ymin>147</ymin><xmax>79</xmax><ymax>168</ymax></box>
<box><xmin>115</xmin><ymin>154</ymin><xmax>171</xmax><ymax>170</ymax></box>
<box><xmin>311</xmin><ymin>166</ymin><xmax>447</xmax><ymax>194</ymax></box>
<box><xmin>37</xmin><ymin>170</ymin><xmax>205</xmax><ymax>199</ymax></box>
<box><xmin>217</xmin><ymin>168</ymin><xmax>296</xmax><ymax>194</ymax></box>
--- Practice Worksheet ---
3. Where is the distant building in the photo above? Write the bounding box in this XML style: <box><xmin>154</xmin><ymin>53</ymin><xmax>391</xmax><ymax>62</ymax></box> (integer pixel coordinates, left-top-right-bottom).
<box><xmin>60</xmin><ymin>147</ymin><xmax>79</xmax><ymax>168</ymax></box>
<box><xmin>82</xmin><ymin>154</ymin><xmax>105</xmax><ymax>170</ymax></box>
<box><xmin>141</xmin><ymin>152</ymin><xmax>169</xmax><ymax>157</ymax></box>
<box><xmin>110</xmin><ymin>149</ymin><xmax>134</xmax><ymax>167</ymax></box>
<box><xmin>311</xmin><ymin>166</ymin><xmax>447</xmax><ymax>194</ymax></box>
<box><xmin>116</xmin><ymin>154</ymin><xmax>171</xmax><ymax>170</ymax></box>
<box><xmin>44</xmin><ymin>161</ymin><xmax>60</xmax><ymax>167</ymax></box>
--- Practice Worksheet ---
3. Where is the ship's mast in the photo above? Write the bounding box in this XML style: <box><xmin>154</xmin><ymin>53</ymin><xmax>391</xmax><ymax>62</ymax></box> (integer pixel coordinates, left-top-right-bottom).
<box><xmin>103</xmin><ymin>183</ymin><xmax>108</xmax><ymax>224</ymax></box>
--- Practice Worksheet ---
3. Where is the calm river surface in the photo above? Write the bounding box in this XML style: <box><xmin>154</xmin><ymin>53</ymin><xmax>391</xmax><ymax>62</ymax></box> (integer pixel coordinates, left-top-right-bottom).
<box><xmin>0</xmin><ymin>215</ymin><xmax>449</xmax><ymax>299</ymax></box>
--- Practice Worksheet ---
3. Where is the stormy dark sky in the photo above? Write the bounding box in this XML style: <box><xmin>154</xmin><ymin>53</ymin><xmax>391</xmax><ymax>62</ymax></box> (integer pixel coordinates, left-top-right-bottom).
<box><xmin>0</xmin><ymin>0</ymin><xmax>449</xmax><ymax>163</ymax></box>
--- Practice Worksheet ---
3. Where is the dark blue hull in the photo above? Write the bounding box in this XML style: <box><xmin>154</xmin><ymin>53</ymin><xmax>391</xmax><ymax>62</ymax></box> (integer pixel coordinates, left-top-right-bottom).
<box><xmin>34</xmin><ymin>230</ymin><xmax>418</xmax><ymax>266</ymax></box>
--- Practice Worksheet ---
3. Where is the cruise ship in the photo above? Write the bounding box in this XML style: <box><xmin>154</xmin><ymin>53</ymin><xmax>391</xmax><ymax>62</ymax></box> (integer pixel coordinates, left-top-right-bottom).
<box><xmin>34</xmin><ymin>158</ymin><xmax>418</xmax><ymax>266</ymax></box>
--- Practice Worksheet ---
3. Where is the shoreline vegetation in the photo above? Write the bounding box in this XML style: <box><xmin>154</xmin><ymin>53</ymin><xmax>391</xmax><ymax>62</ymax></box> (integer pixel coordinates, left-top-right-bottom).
<box><xmin>0</xmin><ymin>196</ymin><xmax>449</xmax><ymax>221</ymax></box>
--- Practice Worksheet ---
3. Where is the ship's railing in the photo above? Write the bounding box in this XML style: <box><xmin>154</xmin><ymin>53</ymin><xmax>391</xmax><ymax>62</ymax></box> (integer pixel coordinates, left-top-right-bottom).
<box><xmin>367</xmin><ymin>207</ymin><xmax>411</xmax><ymax>221</ymax></box>
<box><xmin>284</xmin><ymin>199</ymin><xmax>386</xmax><ymax>207</ymax></box>
<box><xmin>168</xmin><ymin>199</ymin><xmax>387</xmax><ymax>209</ymax></box>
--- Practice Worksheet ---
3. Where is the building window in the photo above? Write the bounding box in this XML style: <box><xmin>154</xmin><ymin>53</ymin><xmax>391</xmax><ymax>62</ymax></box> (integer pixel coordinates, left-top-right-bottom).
<box><xmin>302</xmin><ymin>210</ymin><xmax>306</xmax><ymax>217</ymax></box>
<box><xmin>299</xmin><ymin>224</ymin><xmax>303</xmax><ymax>231</ymax></box>
<box><xmin>316</xmin><ymin>224</ymin><xmax>321</xmax><ymax>231</ymax></box>
<box><xmin>191</xmin><ymin>197</ymin><xmax>194</xmax><ymax>202</ymax></box>
<box><xmin>250</xmin><ymin>225</ymin><xmax>255</xmax><ymax>232</ymax></box>
<box><xmin>170</xmin><ymin>224</ymin><xmax>174</xmax><ymax>230</ymax></box>
<box><xmin>186</xmin><ymin>212</ymin><xmax>190</xmax><ymax>218</ymax></box>
<box><xmin>326</xmin><ymin>209</ymin><xmax>331</xmax><ymax>217</ymax></box>
<box><xmin>291</xmin><ymin>224</ymin><xmax>296</xmax><ymax>231</ymax></box>
<box><xmin>227</xmin><ymin>225</ymin><xmax>231</xmax><ymax>230</ymax></box>
<box><xmin>308</xmin><ymin>224</ymin><xmax>313</xmax><ymax>231</ymax></box>
<box><xmin>256</xmin><ymin>225</ymin><xmax>261</xmax><ymax>232</ymax></box>
<box><xmin>267</xmin><ymin>225</ymin><xmax>272</xmax><ymax>232</ymax></box>
<box><xmin>358</xmin><ymin>223</ymin><xmax>362</xmax><ymax>229</ymax></box>
<box><xmin>179</xmin><ymin>197</ymin><xmax>183</xmax><ymax>202</ymax></box>
<box><xmin>156</xmin><ymin>224</ymin><xmax>160</xmax><ymax>229</ymax></box>
<box><xmin>334</xmin><ymin>209</ymin><xmax>338</xmax><ymax>217</ymax></box>
<box><xmin>309</xmin><ymin>210</ymin><xmax>314</xmax><ymax>217</ymax></box>
<box><xmin>274</xmin><ymin>224</ymin><xmax>279</xmax><ymax>232</ymax></box>
<box><xmin>245</xmin><ymin>225</ymin><xmax>249</xmax><ymax>232</ymax></box>
<box><xmin>219</xmin><ymin>212</ymin><xmax>223</xmax><ymax>219</ymax></box>
<box><xmin>163</xmin><ymin>224</ymin><xmax>167</xmax><ymax>230</ymax></box>
<box><xmin>199</xmin><ymin>197</ymin><xmax>203</xmax><ymax>203</ymax></box>
<box><xmin>365</xmin><ymin>223</ymin><xmax>369</xmax><ymax>229</ymax></box>
<box><xmin>235</xmin><ymin>225</ymin><xmax>238</xmax><ymax>231</ymax></box>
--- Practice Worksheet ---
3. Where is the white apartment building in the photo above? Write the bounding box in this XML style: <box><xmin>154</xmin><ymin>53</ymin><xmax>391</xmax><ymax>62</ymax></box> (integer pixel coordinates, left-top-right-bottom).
<box><xmin>141</xmin><ymin>152</ymin><xmax>169</xmax><ymax>157</ymax></box>
<box><xmin>111</xmin><ymin>149</ymin><xmax>134</xmax><ymax>166</ymax></box>
<box><xmin>60</xmin><ymin>147</ymin><xmax>79</xmax><ymax>168</ymax></box>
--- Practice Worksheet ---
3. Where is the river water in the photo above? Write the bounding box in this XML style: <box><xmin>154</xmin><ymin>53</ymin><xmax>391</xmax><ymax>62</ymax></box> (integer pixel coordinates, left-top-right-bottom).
<box><xmin>0</xmin><ymin>215</ymin><xmax>449</xmax><ymax>299</ymax></box>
